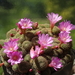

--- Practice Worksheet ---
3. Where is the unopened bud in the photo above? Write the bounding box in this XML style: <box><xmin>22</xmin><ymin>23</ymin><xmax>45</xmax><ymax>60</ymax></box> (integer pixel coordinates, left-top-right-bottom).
<box><xmin>36</xmin><ymin>31</ymin><xmax>41</xmax><ymax>35</ymax></box>
<box><xmin>10</xmin><ymin>33</ymin><xmax>14</xmax><ymax>37</ymax></box>
<box><xmin>33</xmin><ymin>22</ymin><xmax>38</xmax><ymax>29</ymax></box>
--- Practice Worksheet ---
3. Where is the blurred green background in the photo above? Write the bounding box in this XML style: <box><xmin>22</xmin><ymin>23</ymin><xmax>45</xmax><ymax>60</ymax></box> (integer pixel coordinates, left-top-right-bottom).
<box><xmin>0</xmin><ymin>0</ymin><xmax>75</xmax><ymax>74</ymax></box>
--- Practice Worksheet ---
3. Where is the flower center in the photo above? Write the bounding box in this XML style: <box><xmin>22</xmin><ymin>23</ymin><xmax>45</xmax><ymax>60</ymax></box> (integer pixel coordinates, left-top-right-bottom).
<box><xmin>10</xmin><ymin>48</ymin><xmax>13</xmax><ymax>51</ymax></box>
<box><xmin>24</xmin><ymin>23</ymin><xmax>27</xmax><ymax>27</ymax></box>
<box><xmin>63</xmin><ymin>28</ymin><xmax>66</xmax><ymax>31</ymax></box>
<box><xmin>63</xmin><ymin>38</ymin><xmax>66</xmax><ymax>41</ymax></box>
<box><xmin>13</xmin><ymin>56</ymin><xmax>18</xmax><ymax>60</ymax></box>
<box><xmin>43</xmin><ymin>41</ymin><xmax>46</xmax><ymax>44</ymax></box>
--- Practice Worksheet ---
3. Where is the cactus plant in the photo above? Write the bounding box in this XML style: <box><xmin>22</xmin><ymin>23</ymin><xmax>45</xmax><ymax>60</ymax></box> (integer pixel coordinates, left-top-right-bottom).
<box><xmin>0</xmin><ymin>12</ymin><xmax>75</xmax><ymax>75</ymax></box>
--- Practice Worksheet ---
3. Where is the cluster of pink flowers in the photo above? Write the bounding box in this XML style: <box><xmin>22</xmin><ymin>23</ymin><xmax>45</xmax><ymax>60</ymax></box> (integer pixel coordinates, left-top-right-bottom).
<box><xmin>3</xmin><ymin>39</ymin><xmax>23</xmax><ymax>65</ymax></box>
<box><xmin>29</xmin><ymin>34</ymin><xmax>63</xmax><ymax>71</ymax></box>
<box><xmin>2</xmin><ymin>12</ymin><xmax>75</xmax><ymax>71</ymax></box>
<box><xmin>30</xmin><ymin>34</ymin><xmax>53</xmax><ymax>59</ymax></box>
<box><xmin>47</xmin><ymin>12</ymin><xmax>75</xmax><ymax>44</ymax></box>
<box><xmin>16</xmin><ymin>13</ymin><xmax>74</xmax><ymax>71</ymax></box>
<box><xmin>58</xmin><ymin>23</ymin><xmax>74</xmax><ymax>44</ymax></box>
<box><xmin>58</xmin><ymin>20</ymin><xmax>75</xmax><ymax>44</ymax></box>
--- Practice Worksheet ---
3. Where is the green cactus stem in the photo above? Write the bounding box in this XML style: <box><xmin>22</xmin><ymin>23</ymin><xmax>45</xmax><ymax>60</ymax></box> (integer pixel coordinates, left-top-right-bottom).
<box><xmin>17</xmin><ymin>43</ymin><xmax>22</xmax><ymax>48</ymax></box>
<box><xmin>18</xmin><ymin>61</ymin><xmax>31</xmax><ymax>73</ymax></box>
<box><xmin>24</xmin><ymin>54</ymin><xmax>31</xmax><ymax>62</ymax></box>
<box><xmin>53</xmin><ymin>38</ymin><xmax>60</xmax><ymax>43</ymax></box>
<box><xmin>44</xmin><ymin>55</ymin><xmax>51</xmax><ymax>63</ymax></box>
<box><xmin>40</xmin><ymin>28</ymin><xmax>48</xmax><ymax>34</ymax></box>
<box><xmin>52</xmin><ymin>26</ymin><xmax>60</xmax><ymax>36</ymax></box>
<box><xmin>21</xmin><ymin>48</ymin><xmax>27</xmax><ymax>57</ymax></box>
<box><xmin>53</xmin><ymin>48</ymin><xmax>64</xmax><ymax>58</ymax></box>
<box><xmin>25</xmin><ymin>32</ymin><xmax>35</xmax><ymax>41</ymax></box>
<box><xmin>60</xmin><ymin>43</ymin><xmax>72</xmax><ymax>51</ymax></box>
<box><xmin>63</xmin><ymin>54</ymin><xmax>72</xmax><ymax>63</ymax></box>
<box><xmin>12</xmin><ymin>64</ymin><xmax>19</xmax><ymax>72</ymax></box>
<box><xmin>14</xmin><ymin>32</ymin><xmax>21</xmax><ymax>38</ymax></box>
<box><xmin>56</xmin><ymin>48</ymin><xmax>63</xmax><ymax>54</ymax></box>
<box><xmin>6</xmin><ymin>28</ymin><xmax>17</xmax><ymax>38</ymax></box>
<box><xmin>22</xmin><ymin>41</ymin><xmax>32</xmax><ymax>52</ymax></box>
<box><xmin>32</xmin><ymin>56</ymin><xmax>48</xmax><ymax>71</ymax></box>
<box><xmin>30</xmin><ymin>29</ymin><xmax>39</xmax><ymax>35</ymax></box>
<box><xmin>53</xmin><ymin>50</ymin><xmax>59</xmax><ymax>57</ymax></box>
<box><xmin>44</xmin><ymin>47</ymin><xmax>52</xmax><ymax>55</ymax></box>
<box><xmin>60</xmin><ymin>59</ymin><xmax>66</xmax><ymax>66</ymax></box>
<box><xmin>1</xmin><ymin>49</ymin><xmax>9</xmax><ymax>60</ymax></box>
<box><xmin>15</xmin><ymin>33</ymin><xmax>25</xmax><ymax>43</ymax></box>
<box><xmin>31</xmin><ymin>37</ymin><xmax>39</xmax><ymax>46</ymax></box>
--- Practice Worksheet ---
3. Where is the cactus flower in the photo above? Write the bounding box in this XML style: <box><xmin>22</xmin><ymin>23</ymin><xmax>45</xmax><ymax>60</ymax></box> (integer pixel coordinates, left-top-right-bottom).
<box><xmin>30</xmin><ymin>46</ymin><xmax>43</xmax><ymax>59</ymax></box>
<box><xmin>38</xmin><ymin>34</ymin><xmax>53</xmax><ymax>49</ymax></box>
<box><xmin>58</xmin><ymin>31</ymin><xmax>72</xmax><ymax>44</ymax></box>
<box><xmin>17</xmin><ymin>18</ymin><xmax>33</xmax><ymax>29</ymax></box>
<box><xmin>49</xmin><ymin>57</ymin><xmax>63</xmax><ymax>71</ymax></box>
<box><xmin>7</xmin><ymin>51</ymin><xmax>23</xmax><ymax>65</ymax></box>
<box><xmin>47</xmin><ymin>13</ymin><xmax>62</xmax><ymax>29</ymax></box>
<box><xmin>17</xmin><ymin>18</ymin><xmax>33</xmax><ymax>34</ymax></box>
<box><xmin>58</xmin><ymin>21</ymin><xmax>75</xmax><ymax>33</ymax></box>
<box><xmin>3</xmin><ymin>39</ymin><xmax>19</xmax><ymax>54</ymax></box>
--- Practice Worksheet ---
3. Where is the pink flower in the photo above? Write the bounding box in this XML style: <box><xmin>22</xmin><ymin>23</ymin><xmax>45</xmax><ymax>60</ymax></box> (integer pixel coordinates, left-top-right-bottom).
<box><xmin>30</xmin><ymin>47</ymin><xmax>37</xmax><ymax>59</ymax></box>
<box><xmin>38</xmin><ymin>34</ymin><xmax>53</xmax><ymax>49</ymax></box>
<box><xmin>58</xmin><ymin>31</ymin><xmax>72</xmax><ymax>43</ymax></box>
<box><xmin>49</xmin><ymin>57</ymin><xmax>63</xmax><ymax>71</ymax></box>
<box><xmin>35</xmin><ymin>46</ymin><xmax>44</xmax><ymax>55</ymax></box>
<box><xmin>30</xmin><ymin>46</ymin><xmax>43</xmax><ymax>59</ymax></box>
<box><xmin>7</xmin><ymin>51</ymin><xmax>23</xmax><ymax>65</ymax></box>
<box><xmin>47</xmin><ymin>13</ymin><xmax>62</xmax><ymax>28</ymax></box>
<box><xmin>58</xmin><ymin>21</ymin><xmax>75</xmax><ymax>33</ymax></box>
<box><xmin>3</xmin><ymin>39</ymin><xmax>19</xmax><ymax>54</ymax></box>
<box><xmin>17</xmin><ymin>18</ymin><xmax>33</xmax><ymax>29</ymax></box>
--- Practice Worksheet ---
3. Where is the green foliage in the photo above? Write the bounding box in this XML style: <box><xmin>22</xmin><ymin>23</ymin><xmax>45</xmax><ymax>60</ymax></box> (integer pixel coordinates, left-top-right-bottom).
<box><xmin>43</xmin><ymin>0</ymin><xmax>75</xmax><ymax>24</ymax></box>
<box><xmin>0</xmin><ymin>67</ymin><xmax>3</xmax><ymax>75</ymax></box>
